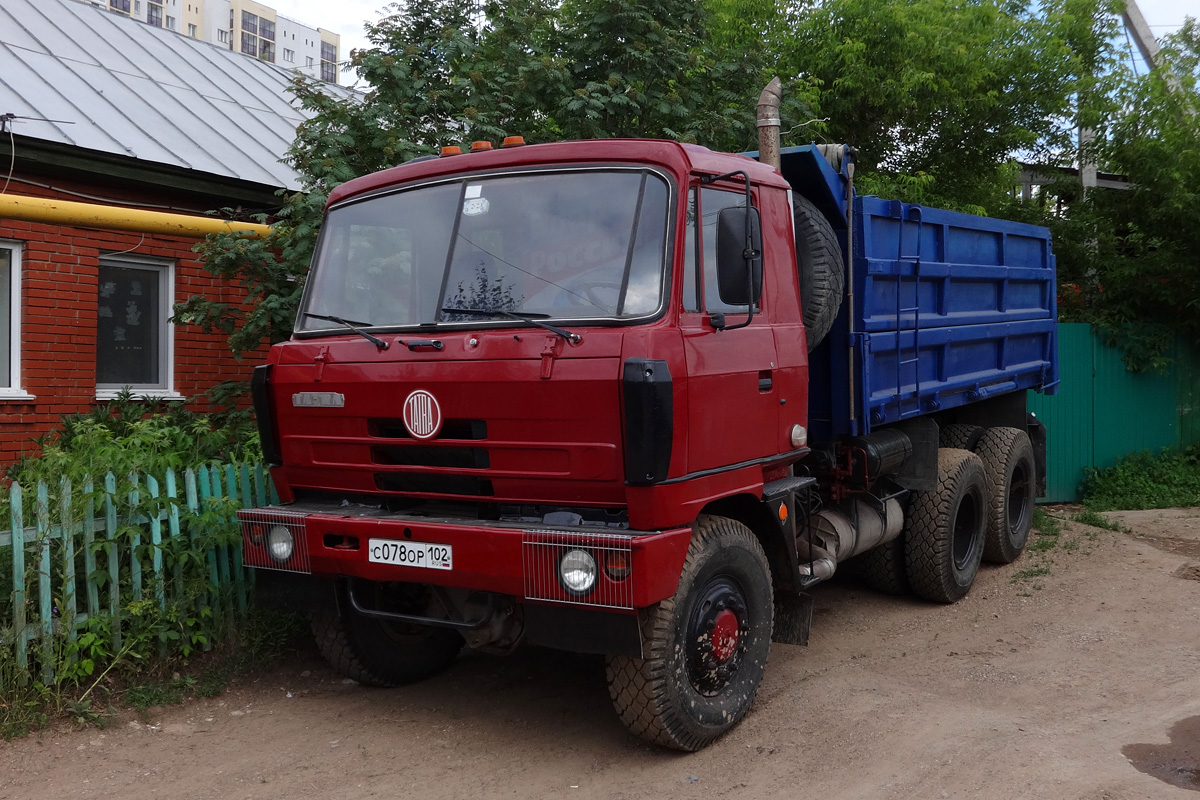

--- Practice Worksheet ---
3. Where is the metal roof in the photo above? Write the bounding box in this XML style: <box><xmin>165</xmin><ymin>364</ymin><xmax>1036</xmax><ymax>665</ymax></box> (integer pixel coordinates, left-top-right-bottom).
<box><xmin>0</xmin><ymin>0</ymin><xmax>356</xmax><ymax>191</ymax></box>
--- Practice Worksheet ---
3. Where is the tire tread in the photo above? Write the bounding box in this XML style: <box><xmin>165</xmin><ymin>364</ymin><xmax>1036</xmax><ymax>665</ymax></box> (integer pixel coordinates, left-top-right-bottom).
<box><xmin>606</xmin><ymin>515</ymin><xmax>772</xmax><ymax>751</ymax></box>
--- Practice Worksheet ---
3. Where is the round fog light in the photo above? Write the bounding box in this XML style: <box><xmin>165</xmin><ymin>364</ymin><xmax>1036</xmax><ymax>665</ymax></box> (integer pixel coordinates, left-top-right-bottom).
<box><xmin>266</xmin><ymin>525</ymin><xmax>294</xmax><ymax>563</ymax></box>
<box><xmin>559</xmin><ymin>548</ymin><xmax>597</xmax><ymax>594</ymax></box>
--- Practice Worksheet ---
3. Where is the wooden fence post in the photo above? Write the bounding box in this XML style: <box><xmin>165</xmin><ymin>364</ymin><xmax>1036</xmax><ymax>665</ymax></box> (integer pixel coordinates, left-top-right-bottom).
<box><xmin>83</xmin><ymin>479</ymin><xmax>98</xmax><ymax>621</ymax></box>
<box><xmin>127</xmin><ymin>473</ymin><xmax>142</xmax><ymax>603</ymax></box>
<box><xmin>146</xmin><ymin>475</ymin><xmax>165</xmax><ymax>611</ymax></box>
<box><xmin>35</xmin><ymin>481</ymin><xmax>52</xmax><ymax>683</ymax></box>
<box><xmin>10</xmin><ymin>482</ymin><xmax>27</xmax><ymax>678</ymax></box>
<box><xmin>166</xmin><ymin>469</ymin><xmax>183</xmax><ymax>603</ymax></box>
<box><xmin>59</xmin><ymin>477</ymin><xmax>77</xmax><ymax>646</ymax></box>
<box><xmin>104</xmin><ymin>472</ymin><xmax>121</xmax><ymax>651</ymax></box>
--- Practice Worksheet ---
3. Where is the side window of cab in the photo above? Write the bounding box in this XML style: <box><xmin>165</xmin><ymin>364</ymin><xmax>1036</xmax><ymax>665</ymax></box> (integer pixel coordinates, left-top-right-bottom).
<box><xmin>682</xmin><ymin>187</ymin><xmax>757</xmax><ymax>315</ymax></box>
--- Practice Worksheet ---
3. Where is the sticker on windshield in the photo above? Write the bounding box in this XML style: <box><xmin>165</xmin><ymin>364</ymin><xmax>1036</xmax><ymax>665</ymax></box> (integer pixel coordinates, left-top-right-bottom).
<box><xmin>465</xmin><ymin>184</ymin><xmax>483</xmax><ymax>198</ymax></box>
<box><xmin>463</xmin><ymin>197</ymin><xmax>490</xmax><ymax>216</ymax></box>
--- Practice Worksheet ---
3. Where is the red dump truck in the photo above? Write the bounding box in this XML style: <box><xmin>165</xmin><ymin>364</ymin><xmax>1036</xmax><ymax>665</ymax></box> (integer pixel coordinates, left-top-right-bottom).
<box><xmin>238</xmin><ymin>83</ymin><xmax>1058</xmax><ymax>750</ymax></box>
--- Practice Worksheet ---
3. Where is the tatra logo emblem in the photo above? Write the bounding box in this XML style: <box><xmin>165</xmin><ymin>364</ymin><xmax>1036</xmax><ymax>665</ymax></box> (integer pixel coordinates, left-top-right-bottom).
<box><xmin>402</xmin><ymin>389</ymin><xmax>443</xmax><ymax>439</ymax></box>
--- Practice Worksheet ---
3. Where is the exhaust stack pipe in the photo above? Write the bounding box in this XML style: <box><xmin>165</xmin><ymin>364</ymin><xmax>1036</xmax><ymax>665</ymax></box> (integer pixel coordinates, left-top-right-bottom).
<box><xmin>756</xmin><ymin>77</ymin><xmax>783</xmax><ymax>171</ymax></box>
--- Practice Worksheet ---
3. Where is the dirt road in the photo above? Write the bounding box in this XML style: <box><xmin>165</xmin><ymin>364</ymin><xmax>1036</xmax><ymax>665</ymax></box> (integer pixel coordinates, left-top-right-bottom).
<box><xmin>3</xmin><ymin>508</ymin><xmax>1198</xmax><ymax>800</ymax></box>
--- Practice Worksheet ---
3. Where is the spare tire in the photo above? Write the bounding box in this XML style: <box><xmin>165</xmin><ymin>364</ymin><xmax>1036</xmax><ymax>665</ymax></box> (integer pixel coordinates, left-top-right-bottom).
<box><xmin>794</xmin><ymin>194</ymin><xmax>845</xmax><ymax>350</ymax></box>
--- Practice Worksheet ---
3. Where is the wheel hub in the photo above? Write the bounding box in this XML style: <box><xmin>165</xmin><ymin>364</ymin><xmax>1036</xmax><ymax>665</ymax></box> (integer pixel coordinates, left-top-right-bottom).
<box><xmin>685</xmin><ymin>578</ymin><xmax>748</xmax><ymax>696</ymax></box>
<box><xmin>710</xmin><ymin>609</ymin><xmax>740</xmax><ymax>662</ymax></box>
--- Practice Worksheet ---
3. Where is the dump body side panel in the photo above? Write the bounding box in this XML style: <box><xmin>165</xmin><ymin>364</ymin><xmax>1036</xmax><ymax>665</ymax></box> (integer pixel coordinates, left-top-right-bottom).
<box><xmin>806</xmin><ymin>195</ymin><xmax>1058</xmax><ymax>444</ymax></box>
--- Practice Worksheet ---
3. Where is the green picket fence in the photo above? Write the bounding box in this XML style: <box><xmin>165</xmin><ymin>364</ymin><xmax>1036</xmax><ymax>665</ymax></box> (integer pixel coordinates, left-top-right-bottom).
<box><xmin>1</xmin><ymin>463</ymin><xmax>275</xmax><ymax>683</ymax></box>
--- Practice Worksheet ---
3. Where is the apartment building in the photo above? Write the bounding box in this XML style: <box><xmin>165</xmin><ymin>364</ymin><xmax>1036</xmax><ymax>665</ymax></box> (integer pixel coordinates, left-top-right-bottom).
<box><xmin>85</xmin><ymin>0</ymin><xmax>340</xmax><ymax>82</ymax></box>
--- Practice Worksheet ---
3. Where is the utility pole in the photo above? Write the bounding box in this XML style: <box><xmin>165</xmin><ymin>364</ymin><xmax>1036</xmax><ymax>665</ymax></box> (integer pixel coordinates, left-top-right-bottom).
<box><xmin>1080</xmin><ymin>1</ymin><xmax>1166</xmax><ymax>194</ymax></box>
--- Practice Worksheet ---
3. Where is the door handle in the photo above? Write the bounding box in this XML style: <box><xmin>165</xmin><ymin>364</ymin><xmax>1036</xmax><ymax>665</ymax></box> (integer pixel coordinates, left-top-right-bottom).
<box><xmin>758</xmin><ymin>370</ymin><xmax>773</xmax><ymax>392</ymax></box>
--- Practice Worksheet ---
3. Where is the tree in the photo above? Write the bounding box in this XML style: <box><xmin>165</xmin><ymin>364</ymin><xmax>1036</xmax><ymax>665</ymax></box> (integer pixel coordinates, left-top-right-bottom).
<box><xmin>778</xmin><ymin>0</ymin><xmax>1120</xmax><ymax>212</ymax></box>
<box><xmin>1044</xmin><ymin>20</ymin><xmax>1200</xmax><ymax>370</ymax></box>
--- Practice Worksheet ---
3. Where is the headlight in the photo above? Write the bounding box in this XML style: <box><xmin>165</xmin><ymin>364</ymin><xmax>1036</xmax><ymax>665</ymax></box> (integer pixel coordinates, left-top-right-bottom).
<box><xmin>559</xmin><ymin>548</ymin><xmax>597</xmax><ymax>594</ymax></box>
<box><xmin>266</xmin><ymin>525</ymin><xmax>295</xmax><ymax>563</ymax></box>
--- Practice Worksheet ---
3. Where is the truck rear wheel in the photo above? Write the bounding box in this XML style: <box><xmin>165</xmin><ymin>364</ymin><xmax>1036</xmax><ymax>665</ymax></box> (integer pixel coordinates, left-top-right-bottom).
<box><xmin>976</xmin><ymin>427</ymin><xmax>1036</xmax><ymax>564</ymax></box>
<box><xmin>794</xmin><ymin>195</ymin><xmax>845</xmax><ymax>350</ymax></box>
<box><xmin>856</xmin><ymin>534</ymin><xmax>909</xmax><ymax>595</ymax></box>
<box><xmin>940</xmin><ymin>423</ymin><xmax>985</xmax><ymax>451</ymax></box>
<box><xmin>904</xmin><ymin>449</ymin><xmax>988</xmax><ymax>603</ymax></box>
<box><xmin>311</xmin><ymin>583</ymin><xmax>463</xmax><ymax>687</ymax></box>
<box><xmin>606</xmin><ymin>515</ymin><xmax>773</xmax><ymax>751</ymax></box>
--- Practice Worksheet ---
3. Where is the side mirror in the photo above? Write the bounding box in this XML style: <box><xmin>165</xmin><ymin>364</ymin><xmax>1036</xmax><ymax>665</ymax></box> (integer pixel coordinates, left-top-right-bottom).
<box><xmin>715</xmin><ymin>206</ymin><xmax>763</xmax><ymax>307</ymax></box>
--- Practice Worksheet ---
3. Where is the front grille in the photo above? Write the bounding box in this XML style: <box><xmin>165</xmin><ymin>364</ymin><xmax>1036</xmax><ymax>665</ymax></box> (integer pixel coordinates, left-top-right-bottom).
<box><xmin>375</xmin><ymin>473</ymin><xmax>495</xmax><ymax>496</ymax></box>
<box><xmin>522</xmin><ymin>530</ymin><xmax>634</xmax><ymax>610</ymax></box>
<box><xmin>237</xmin><ymin>508</ymin><xmax>311</xmax><ymax>573</ymax></box>
<box><xmin>369</xmin><ymin>418</ymin><xmax>488</xmax><ymax>440</ymax></box>
<box><xmin>371</xmin><ymin>445</ymin><xmax>490</xmax><ymax>469</ymax></box>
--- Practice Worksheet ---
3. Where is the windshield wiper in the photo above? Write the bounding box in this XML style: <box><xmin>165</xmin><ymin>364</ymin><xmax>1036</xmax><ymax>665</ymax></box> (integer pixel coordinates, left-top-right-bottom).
<box><xmin>303</xmin><ymin>313</ymin><xmax>389</xmax><ymax>350</ymax></box>
<box><xmin>440</xmin><ymin>307</ymin><xmax>581</xmax><ymax>344</ymax></box>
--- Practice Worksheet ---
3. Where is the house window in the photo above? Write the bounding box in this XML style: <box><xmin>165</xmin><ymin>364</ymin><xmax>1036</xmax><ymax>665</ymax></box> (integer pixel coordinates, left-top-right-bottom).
<box><xmin>109</xmin><ymin>0</ymin><xmax>130</xmax><ymax>12</ymax></box>
<box><xmin>241</xmin><ymin>31</ymin><xmax>257</xmax><ymax>57</ymax></box>
<box><xmin>261</xmin><ymin>41</ymin><xmax>275</xmax><ymax>62</ymax></box>
<box><xmin>0</xmin><ymin>242</ymin><xmax>28</xmax><ymax>398</ymax></box>
<box><xmin>306</xmin><ymin>56</ymin><xmax>314</xmax><ymax>67</ymax></box>
<box><xmin>218</xmin><ymin>28</ymin><xmax>229</xmax><ymax>44</ymax></box>
<box><xmin>166</xmin><ymin>15</ymin><xmax>175</xmax><ymax>30</ymax></box>
<box><xmin>147</xmin><ymin>2</ymin><xmax>162</xmax><ymax>26</ymax></box>
<box><xmin>96</xmin><ymin>257</ymin><xmax>176</xmax><ymax>399</ymax></box>
<box><xmin>283</xmin><ymin>48</ymin><xmax>294</xmax><ymax>63</ymax></box>
<box><xmin>134</xmin><ymin>0</ymin><xmax>141</xmax><ymax>14</ymax></box>
<box><xmin>321</xmin><ymin>41</ymin><xmax>336</xmax><ymax>62</ymax></box>
<box><xmin>187</xmin><ymin>23</ymin><xmax>197</xmax><ymax>37</ymax></box>
<box><xmin>241</xmin><ymin>10</ymin><xmax>257</xmax><ymax>34</ymax></box>
<box><xmin>321</xmin><ymin>60</ymin><xmax>336</xmax><ymax>82</ymax></box>
<box><xmin>260</xmin><ymin>19</ymin><xmax>275</xmax><ymax>41</ymax></box>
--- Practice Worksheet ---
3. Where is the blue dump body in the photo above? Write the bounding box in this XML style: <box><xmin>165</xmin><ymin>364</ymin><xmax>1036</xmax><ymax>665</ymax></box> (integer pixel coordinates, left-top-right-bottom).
<box><xmin>770</xmin><ymin>146</ymin><xmax>1059</xmax><ymax>445</ymax></box>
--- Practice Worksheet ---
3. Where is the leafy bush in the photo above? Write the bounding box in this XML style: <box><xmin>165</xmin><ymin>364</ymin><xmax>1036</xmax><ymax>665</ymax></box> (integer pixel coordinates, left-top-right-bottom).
<box><xmin>0</xmin><ymin>394</ymin><xmax>276</xmax><ymax>738</ymax></box>
<box><xmin>1081</xmin><ymin>445</ymin><xmax>1200</xmax><ymax>511</ymax></box>
<box><xmin>7</xmin><ymin>390</ymin><xmax>260</xmax><ymax>487</ymax></box>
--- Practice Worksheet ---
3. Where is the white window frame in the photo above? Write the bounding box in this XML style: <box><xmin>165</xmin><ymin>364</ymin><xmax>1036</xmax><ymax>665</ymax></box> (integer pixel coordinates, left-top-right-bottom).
<box><xmin>0</xmin><ymin>241</ymin><xmax>33</xmax><ymax>400</ymax></box>
<box><xmin>95</xmin><ymin>255</ymin><xmax>182</xmax><ymax>401</ymax></box>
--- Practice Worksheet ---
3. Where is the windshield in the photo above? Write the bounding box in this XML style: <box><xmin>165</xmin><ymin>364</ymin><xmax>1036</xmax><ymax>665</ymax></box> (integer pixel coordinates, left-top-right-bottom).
<box><xmin>299</xmin><ymin>169</ymin><xmax>671</xmax><ymax>331</ymax></box>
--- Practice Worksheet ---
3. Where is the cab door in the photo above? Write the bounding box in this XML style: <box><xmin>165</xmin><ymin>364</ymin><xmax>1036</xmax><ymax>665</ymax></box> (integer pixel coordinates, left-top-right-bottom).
<box><xmin>680</xmin><ymin>185</ymin><xmax>780</xmax><ymax>474</ymax></box>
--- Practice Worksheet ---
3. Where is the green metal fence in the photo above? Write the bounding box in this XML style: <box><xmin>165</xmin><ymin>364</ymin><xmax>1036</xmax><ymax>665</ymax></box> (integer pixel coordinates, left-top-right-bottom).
<box><xmin>1</xmin><ymin>463</ymin><xmax>274</xmax><ymax>682</ymax></box>
<box><xmin>1029</xmin><ymin>323</ymin><xmax>1200</xmax><ymax>502</ymax></box>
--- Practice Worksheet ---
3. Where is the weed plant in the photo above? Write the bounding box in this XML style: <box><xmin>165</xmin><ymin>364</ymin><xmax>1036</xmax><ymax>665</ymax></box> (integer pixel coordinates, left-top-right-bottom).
<box><xmin>1081</xmin><ymin>445</ymin><xmax>1200</xmax><ymax>511</ymax></box>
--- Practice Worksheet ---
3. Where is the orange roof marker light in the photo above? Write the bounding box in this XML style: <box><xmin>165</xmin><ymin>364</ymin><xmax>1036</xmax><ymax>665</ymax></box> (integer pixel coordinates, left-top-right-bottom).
<box><xmin>470</xmin><ymin>141</ymin><xmax>494</xmax><ymax>152</ymax></box>
<box><xmin>501</xmin><ymin>136</ymin><xmax>527</xmax><ymax>148</ymax></box>
<box><xmin>440</xmin><ymin>146</ymin><xmax>462</xmax><ymax>157</ymax></box>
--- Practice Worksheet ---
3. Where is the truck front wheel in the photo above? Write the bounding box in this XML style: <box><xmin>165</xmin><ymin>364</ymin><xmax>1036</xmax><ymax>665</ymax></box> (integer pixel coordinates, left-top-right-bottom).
<box><xmin>311</xmin><ymin>583</ymin><xmax>463</xmax><ymax>687</ymax></box>
<box><xmin>905</xmin><ymin>449</ymin><xmax>988</xmax><ymax>603</ymax></box>
<box><xmin>606</xmin><ymin>515</ymin><xmax>773</xmax><ymax>751</ymax></box>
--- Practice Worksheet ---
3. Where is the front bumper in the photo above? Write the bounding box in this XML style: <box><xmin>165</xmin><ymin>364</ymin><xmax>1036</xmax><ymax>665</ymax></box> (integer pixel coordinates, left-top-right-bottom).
<box><xmin>237</xmin><ymin>502</ymin><xmax>692</xmax><ymax>610</ymax></box>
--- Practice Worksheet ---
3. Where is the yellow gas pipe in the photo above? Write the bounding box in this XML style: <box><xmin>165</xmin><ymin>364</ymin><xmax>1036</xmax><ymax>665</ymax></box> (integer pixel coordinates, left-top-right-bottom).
<box><xmin>0</xmin><ymin>195</ymin><xmax>272</xmax><ymax>238</ymax></box>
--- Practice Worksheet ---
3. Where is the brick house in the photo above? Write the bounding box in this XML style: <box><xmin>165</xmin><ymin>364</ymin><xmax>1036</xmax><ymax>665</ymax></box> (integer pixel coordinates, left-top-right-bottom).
<box><xmin>0</xmin><ymin>0</ymin><xmax>352</xmax><ymax>464</ymax></box>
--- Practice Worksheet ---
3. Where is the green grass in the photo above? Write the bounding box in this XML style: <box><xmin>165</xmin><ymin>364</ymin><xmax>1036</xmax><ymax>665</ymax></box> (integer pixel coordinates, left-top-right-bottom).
<box><xmin>1081</xmin><ymin>445</ymin><xmax>1200</xmax><ymax>511</ymax></box>
<box><xmin>1013</xmin><ymin>564</ymin><xmax>1052</xmax><ymax>582</ymax></box>
<box><xmin>1072</xmin><ymin>509</ymin><xmax>1128</xmax><ymax>532</ymax></box>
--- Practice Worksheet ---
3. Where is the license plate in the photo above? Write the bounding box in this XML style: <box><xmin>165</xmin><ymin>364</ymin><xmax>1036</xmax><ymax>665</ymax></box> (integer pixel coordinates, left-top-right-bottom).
<box><xmin>367</xmin><ymin>539</ymin><xmax>453</xmax><ymax>570</ymax></box>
